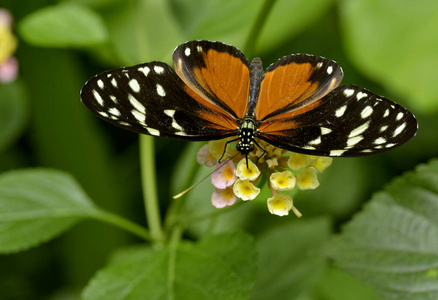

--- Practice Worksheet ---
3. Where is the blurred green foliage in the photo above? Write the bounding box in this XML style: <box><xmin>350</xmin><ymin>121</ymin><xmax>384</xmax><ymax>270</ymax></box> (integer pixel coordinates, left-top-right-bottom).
<box><xmin>0</xmin><ymin>0</ymin><xmax>437</xmax><ymax>299</ymax></box>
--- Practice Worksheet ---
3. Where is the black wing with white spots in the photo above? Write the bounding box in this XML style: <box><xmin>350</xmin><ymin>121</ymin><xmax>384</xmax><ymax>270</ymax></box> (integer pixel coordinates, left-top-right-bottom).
<box><xmin>80</xmin><ymin>62</ymin><xmax>239</xmax><ymax>141</ymax></box>
<box><xmin>257</xmin><ymin>85</ymin><xmax>418</xmax><ymax>156</ymax></box>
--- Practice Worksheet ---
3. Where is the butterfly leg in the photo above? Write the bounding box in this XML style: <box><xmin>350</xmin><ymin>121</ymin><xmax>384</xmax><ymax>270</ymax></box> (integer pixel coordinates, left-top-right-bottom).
<box><xmin>218</xmin><ymin>137</ymin><xmax>240</xmax><ymax>163</ymax></box>
<box><xmin>253</xmin><ymin>139</ymin><xmax>266</xmax><ymax>164</ymax></box>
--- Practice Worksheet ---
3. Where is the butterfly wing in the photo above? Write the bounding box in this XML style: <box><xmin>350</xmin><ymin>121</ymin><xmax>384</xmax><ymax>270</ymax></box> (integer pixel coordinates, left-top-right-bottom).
<box><xmin>173</xmin><ymin>40</ymin><xmax>251</xmax><ymax>121</ymax></box>
<box><xmin>255</xmin><ymin>54</ymin><xmax>344</xmax><ymax>123</ymax></box>
<box><xmin>257</xmin><ymin>84</ymin><xmax>417</xmax><ymax>156</ymax></box>
<box><xmin>80</xmin><ymin>61</ymin><xmax>239</xmax><ymax>141</ymax></box>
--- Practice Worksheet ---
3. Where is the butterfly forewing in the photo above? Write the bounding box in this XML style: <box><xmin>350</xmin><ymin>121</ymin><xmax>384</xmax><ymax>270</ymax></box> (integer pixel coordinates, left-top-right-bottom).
<box><xmin>256</xmin><ymin>54</ymin><xmax>343</xmax><ymax>122</ymax></box>
<box><xmin>80</xmin><ymin>61</ymin><xmax>238</xmax><ymax>140</ymax></box>
<box><xmin>257</xmin><ymin>85</ymin><xmax>417</xmax><ymax>156</ymax></box>
<box><xmin>173</xmin><ymin>40</ymin><xmax>250</xmax><ymax>120</ymax></box>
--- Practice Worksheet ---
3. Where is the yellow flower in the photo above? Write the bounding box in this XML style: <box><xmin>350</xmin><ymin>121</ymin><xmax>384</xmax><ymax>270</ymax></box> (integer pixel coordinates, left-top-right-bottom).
<box><xmin>287</xmin><ymin>153</ymin><xmax>315</xmax><ymax>171</ymax></box>
<box><xmin>236</xmin><ymin>158</ymin><xmax>260</xmax><ymax>181</ymax></box>
<box><xmin>267</xmin><ymin>194</ymin><xmax>302</xmax><ymax>217</ymax></box>
<box><xmin>265</xmin><ymin>158</ymin><xmax>278</xmax><ymax>169</ymax></box>
<box><xmin>311</xmin><ymin>157</ymin><xmax>333</xmax><ymax>172</ymax></box>
<box><xmin>266</xmin><ymin>194</ymin><xmax>291</xmax><ymax>216</ymax></box>
<box><xmin>233</xmin><ymin>179</ymin><xmax>260</xmax><ymax>201</ymax></box>
<box><xmin>270</xmin><ymin>171</ymin><xmax>296</xmax><ymax>191</ymax></box>
<box><xmin>296</xmin><ymin>168</ymin><xmax>319</xmax><ymax>190</ymax></box>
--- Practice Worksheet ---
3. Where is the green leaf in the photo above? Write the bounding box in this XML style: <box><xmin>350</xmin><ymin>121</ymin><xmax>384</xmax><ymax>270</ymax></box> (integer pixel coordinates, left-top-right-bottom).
<box><xmin>170</xmin><ymin>0</ymin><xmax>263</xmax><ymax>49</ymax></box>
<box><xmin>18</xmin><ymin>2</ymin><xmax>108</xmax><ymax>48</ymax></box>
<box><xmin>327</xmin><ymin>159</ymin><xmax>438</xmax><ymax>299</ymax></box>
<box><xmin>340</xmin><ymin>0</ymin><xmax>438</xmax><ymax>113</ymax></box>
<box><xmin>0</xmin><ymin>81</ymin><xmax>28</xmax><ymax>152</ymax></box>
<box><xmin>315</xmin><ymin>266</ymin><xmax>380</xmax><ymax>300</ymax></box>
<box><xmin>103</xmin><ymin>0</ymin><xmax>182</xmax><ymax>65</ymax></box>
<box><xmin>250</xmin><ymin>217</ymin><xmax>331</xmax><ymax>300</ymax></box>
<box><xmin>256</xmin><ymin>0</ymin><xmax>336</xmax><ymax>54</ymax></box>
<box><xmin>82</xmin><ymin>232</ymin><xmax>257</xmax><ymax>300</ymax></box>
<box><xmin>0</xmin><ymin>169</ymin><xmax>98</xmax><ymax>253</ymax></box>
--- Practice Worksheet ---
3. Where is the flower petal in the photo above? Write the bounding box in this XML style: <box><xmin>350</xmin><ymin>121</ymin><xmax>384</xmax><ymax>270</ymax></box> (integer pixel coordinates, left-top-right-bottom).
<box><xmin>233</xmin><ymin>179</ymin><xmax>260</xmax><ymax>201</ymax></box>
<box><xmin>236</xmin><ymin>158</ymin><xmax>260</xmax><ymax>181</ymax></box>
<box><xmin>211</xmin><ymin>160</ymin><xmax>236</xmax><ymax>189</ymax></box>
<box><xmin>211</xmin><ymin>188</ymin><xmax>237</xmax><ymax>208</ymax></box>
<box><xmin>270</xmin><ymin>171</ymin><xmax>296</xmax><ymax>191</ymax></box>
<box><xmin>296</xmin><ymin>167</ymin><xmax>320</xmax><ymax>190</ymax></box>
<box><xmin>267</xmin><ymin>193</ymin><xmax>294</xmax><ymax>216</ymax></box>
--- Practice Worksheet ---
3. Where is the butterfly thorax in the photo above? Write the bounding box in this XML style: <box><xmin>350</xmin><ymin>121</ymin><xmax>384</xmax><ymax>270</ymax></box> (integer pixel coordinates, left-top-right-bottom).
<box><xmin>236</xmin><ymin>57</ymin><xmax>264</xmax><ymax>155</ymax></box>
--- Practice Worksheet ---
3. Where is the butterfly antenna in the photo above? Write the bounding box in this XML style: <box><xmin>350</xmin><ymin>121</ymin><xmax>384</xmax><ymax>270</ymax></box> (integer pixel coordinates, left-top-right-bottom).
<box><xmin>173</xmin><ymin>153</ymin><xmax>240</xmax><ymax>199</ymax></box>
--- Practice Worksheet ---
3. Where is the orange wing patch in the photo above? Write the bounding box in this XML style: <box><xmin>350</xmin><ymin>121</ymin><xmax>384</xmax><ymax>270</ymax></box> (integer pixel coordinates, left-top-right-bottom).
<box><xmin>182</xmin><ymin>84</ymin><xmax>240</xmax><ymax>131</ymax></box>
<box><xmin>257</xmin><ymin>99</ymin><xmax>323</xmax><ymax>133</ymax></box>
<box><xmin>175</xmin><ymin>49</ymin><xmax>250</xmax><ymax>120</ymax></box>
<box><xmin>256</xmin><ymin>58</ymin><xmax>342</xmax><ymax>121</ymax></box>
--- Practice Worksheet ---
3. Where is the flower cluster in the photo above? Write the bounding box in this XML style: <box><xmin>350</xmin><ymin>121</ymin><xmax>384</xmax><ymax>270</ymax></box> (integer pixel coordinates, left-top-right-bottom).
<box><xmin>0</xmin><ymin>8</ymin><xmax>18</xmax><ymax>83</ymax></box>
<box><xmin>197</xmin><ymin>138</ymin><xmax>332</xmax><ymax>217</ymax></box>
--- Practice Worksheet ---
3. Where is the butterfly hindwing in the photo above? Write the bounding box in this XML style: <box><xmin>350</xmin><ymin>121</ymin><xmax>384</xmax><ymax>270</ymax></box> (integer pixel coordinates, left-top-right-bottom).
<box><xmin>173</xmin><ymin>40</ymin><xmax>250</xmax><ymax>120</ymax></box>
<box><xmin>80</xmin><ymin>61</ymin><xmax>238</xmax><ymax>141</ymax></box>
<box><xmin>257</xmin><ymin>85</ymin><xmax>418</xmax><ymax>156</ymax></box>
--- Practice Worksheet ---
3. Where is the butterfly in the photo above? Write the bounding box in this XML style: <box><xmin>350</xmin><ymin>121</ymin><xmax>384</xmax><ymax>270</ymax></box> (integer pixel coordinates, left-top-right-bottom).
<box><xmin>80</xmin><ymin>40</ymin><xmax>417</xmax><ymax>162</ymax></box>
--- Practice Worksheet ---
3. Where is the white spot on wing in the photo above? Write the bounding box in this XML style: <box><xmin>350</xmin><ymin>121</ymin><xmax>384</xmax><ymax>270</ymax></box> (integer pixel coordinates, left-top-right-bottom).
<box><xmin>330</xmin><ymin>150</ymin><xmax>346</xmax><ymax>156</ymax></box>
<box><xmin>374</xmin><ymin>137</ymin><xmax>386</xmax><ymax>145</ymax></box>
<box><xmin>138</xmin><ymin>66</ymin><xmax>150</xmax><ymax>77</ymax></box>
<box><xmin>146</xmin><ymin>128</ymin><xmax>160</xmax><ymax>136</ymax></box>
<box><xmin>129</xmin><ymin>94</ymin><xmax>145</xmax><ymax>113</ymax></box>
<box><xmin>109</xmin><ymin>107</ymin><xmax>121</xmax><ymax>117</ymax></box>
<box><xmin>132</xmin><ymin>110</ymin><xmax>146</xmax><ymax>125</ymax></box>
<box><xmin>197</xmin><ymin>45</ymin><xmax>203</xmax><ymax>52</ymax></box>
<box><xmin>164</xmin><ymin>109</ymin><xmax>175</xmax><ymax>117</ymax></box>
<box><xmin>393</xmin><ymin>122</ymin><xmax>406</xmax><ymax>137</ymax></box>
<box><xmin>349</xmin><ymin>121</ymin><xmax>370</xmax><ymax>138</ymax></box>
<box><xmin>111</xmin><ymin>78</ymin><xmax>118</xmax><ymax>88</ymax></box>
<box><xmin>156</xmin><ymin>84</ymin><xmax>166</xmax><ymax>97</ymax></box>
<box><xmin>316</xmin><ymin>62</ymin><xmax>323</xmax><ymax>68</ymax></box>
<box><xmin>308</xmin><ymin>136</ymin><xmax>321</xmax><ymax>145</ymax></box>
<box><xmin>356</xmin><ymin>92</ymin><xmax>368</xmax><ymax>100</ymax></box>
<box><xmin>185</xmin><ymin>47</ymin><xmax>191</xmax><ymax>56</ymax></box>
<box><xmin>396</xmin><ymin>112</ymin><xmax>404</xmax><ymax>121</ymax></box>
<box><xmin>98</xmin><ymin>111</ymin><xmax>108</xmax><ymax>117</ymax></box>
<box><xmin>383</xmin><ymin>109</ymin><xmax>390</xmax><ymax>117</ymax></box>
<box><xmin>336</xmin><ymin>105</ymin><xmax>347</xmax><ymax>117</ymax></box>
<box><xmin>361</xmin><ymin>106</ymin><xmax>373</xmax><ymax>118</ymax></box>
<box><xmin>343</xmin><ymin>89</ymin><xmax>355</xmax><ymax>97</ymax></box>
<box><xmin>97</xmin><ymin>79</ymin><xmax>104</xmax><ymax>89</ymax></box>
<box><xmin>380</xmin><ymin>125</ymin><xmax>388</xmax><ymax>132</ymax></box>
<box><xmin>154</xmin><ymin>66</ymin><xmax>165</xmax><ymax>74</ymax></box>
<box><xmin>321</xmin><ymin>127</ymin><xmax>332</xmax><ymax>135</ymax></box>
<box><xmin>347</xmin><ymin>135</ymin><xmax>363</xmax><ymax>147</ymax></box>
<box><xmin>129</xmin><ymin>79</ymin><xmax>141</xmax><ymax>93</ymax></box>
<box><xmin>92</xmin><ymin>90</ymin><xmax>104</xmax><ymax>106</ymax></box>
<box><xmin>327</xmin><ymin>66</ymin><xmax>333</xmax><ymax>75</ymax></box>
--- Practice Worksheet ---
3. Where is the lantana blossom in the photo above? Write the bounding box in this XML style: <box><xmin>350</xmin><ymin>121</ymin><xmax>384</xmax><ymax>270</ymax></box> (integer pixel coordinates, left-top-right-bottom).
<box><xmin>196</xmin><ymin>138</ymin><xmax>332</xmax><ymax>217</ymax></box>
<box><xmin>0</xmin><ymin>8</ymin><xmax>18</xmax><ymax>83</ymax></box>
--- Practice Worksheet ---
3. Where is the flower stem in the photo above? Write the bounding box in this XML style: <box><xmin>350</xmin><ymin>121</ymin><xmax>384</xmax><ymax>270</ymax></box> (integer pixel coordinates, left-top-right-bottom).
<box><xmin>140</xmin><ymin>135</ymin><xmax>164</xmax><ymax>244</ymax></box>
<box><xmin>244</xmin><ymin>0</ymin><xmax>278</xmax><ymax>57</ymax></box>
<box><xmin>91</xmin><ymin>209</ymin><xmax>151</xmax><ymax>241</ymax></box>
